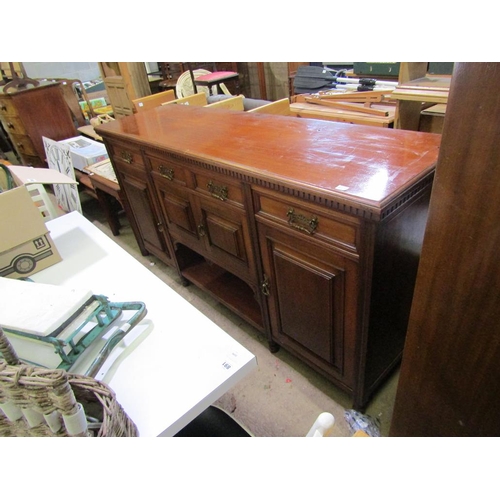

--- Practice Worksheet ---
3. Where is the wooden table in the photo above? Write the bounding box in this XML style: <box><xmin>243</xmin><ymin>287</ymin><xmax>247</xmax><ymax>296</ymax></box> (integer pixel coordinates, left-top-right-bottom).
<box><xmin>32</xmin><ymin>211</ymin><xmax>257</xmax><ymax>436</ymax></box>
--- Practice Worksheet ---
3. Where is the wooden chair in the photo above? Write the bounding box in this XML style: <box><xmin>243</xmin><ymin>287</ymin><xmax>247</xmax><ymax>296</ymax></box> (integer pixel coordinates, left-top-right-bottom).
<box><xmin>132</xmin><ymin>89</ymin><xmax>176</xmax><ymax>113</ymax></box>
<box><xmin>247</xmin><ymin>98</ymin><xmax>291</xmax><ymax>116</ymax></box>
<box><xmin>162</xmin><ymin>92</ymin><xmax>208</xmax><ymax>107</ymax></box>
<box><xmin>205</xmin><ymin>95</ymin><xmax>245</xmax><ymax>111</ymax></box>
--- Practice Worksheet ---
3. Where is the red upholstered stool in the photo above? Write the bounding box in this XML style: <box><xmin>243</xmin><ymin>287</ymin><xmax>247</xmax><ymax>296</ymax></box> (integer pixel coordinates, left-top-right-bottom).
<box><xmin>187</xmin><ymin>63</ymin><xmax>239</xmax><ymax>96</ymax></box>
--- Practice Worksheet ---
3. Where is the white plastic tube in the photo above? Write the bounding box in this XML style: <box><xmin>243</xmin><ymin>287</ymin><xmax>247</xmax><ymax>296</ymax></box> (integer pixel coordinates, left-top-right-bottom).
<box><xmin>0</xmin><ymin>401</ymin><xmax>23</xmax><ymax>421</ymax></box>
<box><xmin>306</xmin><ymin>412</ymin><xmax>335</xmax><ymax>437</ymax></box>
<box><xmin>62</xmin><ymin>403</ymin><xmax>88</xmax><ymax>436</ymax></box>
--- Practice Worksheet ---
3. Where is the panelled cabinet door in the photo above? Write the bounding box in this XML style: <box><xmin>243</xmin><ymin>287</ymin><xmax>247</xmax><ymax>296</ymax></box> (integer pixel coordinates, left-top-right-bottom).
<box><xmin>118</xmin><ymin>162</ymin><xmax>170</xmax><ymax>259</ymax></box>
<box><xmin>258</xmin><ymin>223</ymin><xmax>358</xmax><ymax>387</ymax></box>
<box><xmin>152</xmin><ymin>171</ymin><xmax>204</xmax><ymax>253</ymax></box>
<box><xmin>195</xmin><ymin>195</ymin><xmax>256</xmax><ymax>284</ymax></box>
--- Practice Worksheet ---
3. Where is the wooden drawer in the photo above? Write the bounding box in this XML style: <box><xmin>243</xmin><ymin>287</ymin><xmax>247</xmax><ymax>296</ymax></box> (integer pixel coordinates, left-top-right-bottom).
<box><xmin>18</xmin><ymin>154</ymin><xmax>42</xmax><ymax>167</ymax></box>
<box><xmin>0</xmin><ymin>115</ymin><xmax>26</xmax><ymax>135</ymax></box>
<box><xmin>0</xmin><ymin>97</ymin><xmax>18</xmax><ymax>117</ymax></box>
<box><xmin>108</xmin><ymin>140</ymin><xmax>144</xmax><ymax>169</ymax></box>
<box><xmin>193</xmin><ymin>170</ymin><xmax>244</xmax><ymax>208</ymax></box>
<box><xmin>254</xmin><ymin>188</ymin><xmax>360</xmax><ymax>255</ymax></box>
<box><xmin>10</xmin><ymin>133</ymin><xmax>37</xmax><ymax>156</ymax></box>
<box><xmin>146</xmin><ymin>154</ymin><xmax>190</xmax><ymax>187</ymax></box>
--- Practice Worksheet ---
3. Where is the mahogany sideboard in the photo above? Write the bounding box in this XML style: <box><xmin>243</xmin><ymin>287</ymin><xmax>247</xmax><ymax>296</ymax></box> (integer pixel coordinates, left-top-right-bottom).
<box><xmin>96</xmin><ymin>105</ymin><xmax>441</xmax><ymax>409</ymax></box>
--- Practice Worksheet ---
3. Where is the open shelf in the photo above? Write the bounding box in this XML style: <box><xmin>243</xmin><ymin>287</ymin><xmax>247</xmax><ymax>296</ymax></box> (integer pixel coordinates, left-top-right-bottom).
<box><xmin>178</xmin><ymin>247</ymin><xmax>264</xmax><ymax>332</ymax></box>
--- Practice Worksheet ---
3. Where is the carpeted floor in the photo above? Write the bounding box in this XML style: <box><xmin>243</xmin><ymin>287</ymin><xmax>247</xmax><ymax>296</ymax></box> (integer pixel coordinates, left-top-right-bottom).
<box><xmin>79</xmin><ymin>195</ymin><xmax>399</xmax><ymax>437</ymax></box>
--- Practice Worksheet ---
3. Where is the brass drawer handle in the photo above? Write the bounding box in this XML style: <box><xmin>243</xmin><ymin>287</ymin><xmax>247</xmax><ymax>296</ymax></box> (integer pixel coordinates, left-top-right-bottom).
<box><xmin>158</xmin><ymin>165</ymin><xmax>174</xmax><ymax>180</ymax></box>
<box><xmin>261</xmin><ymin>274</ymin><xmax>270</xmax><ymax>296</ymax></box>
<box><xmin>197</xmin><ymin>222</ymin><xmax>206</xmax><ymax>237</ymax></box>
<box><xmin>16</xmin><ymin>142</ymin><xmax>25</xmax><ymax>150</ymax></box>
<box><xmin>0</xmin><ymin>105</ymin><xmax>7</xmax><ymax>112</ymax></box>
<box><xmin>207</xmin><ymin>180</ymin><xmax>228</xmax><ymax>201</ymax></box>
<box><xmin>121</xmin><ymin>150</ymin><xmax>133</xmax><ymax>164</ymax></box>
<box><xmin>286</xmin><ymin>208</ymin><xmax>318</xmax><ymax>235</ymax></box>
<box><xmin>7</xmin><ymin>122</ymin><xmax>15</xmax><ymax>130</ymax></box>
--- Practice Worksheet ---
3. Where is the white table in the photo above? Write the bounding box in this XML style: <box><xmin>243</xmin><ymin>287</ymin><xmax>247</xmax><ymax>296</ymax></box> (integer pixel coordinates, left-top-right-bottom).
<box><xmin>31</xmin><ymin>211</ymin><xmax>257</xmax><ymax>437</ymax></box>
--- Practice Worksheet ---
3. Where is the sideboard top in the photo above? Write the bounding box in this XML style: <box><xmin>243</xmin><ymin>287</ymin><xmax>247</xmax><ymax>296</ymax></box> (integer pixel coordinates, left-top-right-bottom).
<box><xmin>97</xmin><ymin>104</ymin><xmax>441</xmax><ymax>213</ymax></box>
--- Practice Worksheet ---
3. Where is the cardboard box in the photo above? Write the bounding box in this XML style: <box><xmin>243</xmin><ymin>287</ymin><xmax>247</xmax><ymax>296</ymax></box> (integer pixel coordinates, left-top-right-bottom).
<box><xmin>0</xmin><ymin>165</ymin><xmax>77</xmax><ymax>279</ymax></box>
<box><xmin>57</xmin><ymin>136</ymin><xmax>109</xmax><ymax>171</ymax></box>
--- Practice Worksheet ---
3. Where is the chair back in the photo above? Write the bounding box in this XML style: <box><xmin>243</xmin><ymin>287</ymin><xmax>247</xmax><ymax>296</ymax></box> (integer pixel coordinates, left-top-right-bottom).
<box><xmin>132</xmin><ymin>89</ymin><xmax>176</xmax><ymax>113</ymax></box>
<box><xmin>248</xmin><ymin>98</ymin><xmax>291</xmax><ymax>116</ymax></box>
<box><xmin>162</xmin><ymin>92</ymin><xmax>208</xmax><ymax>107</ymax></box>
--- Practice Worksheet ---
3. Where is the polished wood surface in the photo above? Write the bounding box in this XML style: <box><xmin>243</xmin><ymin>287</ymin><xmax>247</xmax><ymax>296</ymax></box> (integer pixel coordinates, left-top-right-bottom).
<box><xmin>96</xmin><ymin>105</ymin><xmax>440</xmax><ymax>215</ymax></box>
<box><xmin>97</xmin><ymin>107</ymin><xmax>441</xmax><ymax>409</ymax></box>
<box><xmin>390</xmin><ymin>62</ymin><xmax>500</xmax><ymax>436</ymax></box>
<box><xmin>0</xmin><ymin>82</ymin><xmax>77</xmax><ymax>167</ymax></box>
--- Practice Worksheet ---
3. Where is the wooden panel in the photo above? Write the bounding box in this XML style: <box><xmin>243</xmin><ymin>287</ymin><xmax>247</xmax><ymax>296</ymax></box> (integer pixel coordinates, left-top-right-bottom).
<box><xmin>274</xmin><ymin>246</ymin><xmax>343</xmax><ymax>364</ymax></box>
<box><xmin>95</xmin><ymin>104</ymin><xmax>441</xmax><ymax>218</ymax></box>
<box><xmin>390</xmin><ymin>62</ymin><xmax>500</xmax><ymax>437</ymax></box>
<box><xmin>258</xmin><ymin>223</ymin><xmax>359</xmax><ymax>385</ymax></box>
<box><xmin>193</xmin><ymin>171</ymin><xmax>244</xmax><ymax>207</ymax></box>
<box><xmin>132</xmin><ymin>89</ymin><xmax>175</xmax><ymax>113</ymax></box>
<box><xmin>9</xmin><ymin>133</ymin><xmax>37</xmax><ymax>156</ymax></box>
<box><xmin>153</xmin><ymin>175</ymin><xmax>199</xmax><ymax>240</ymax></box>
<box><xmin>0</xmin><ymin>96</ymin><xmax>18</xmax><ymax>116</ymax></box>
<box><xmin>108</xmin><ymin>140</ymin><xmax>144</xmax><ymax>169</ymax></box>
<box><xmin>0</xmin><ymin>115</ymin><xmax>26</xmax><ymax>135</ymax></box>
<box><xmin>147</xmin><ymin>154</ymin><xmax>190</xmax><ymax>187</ymax></box>
<box><xmin>204</xmin><ymin>212</ymin><xmax>246</xmax><ymax>260</ymax></box>
<box><xmin>197</xmin><ymin>195</ymin><xmax>255</xmax><ymax>283</ymax></box>
<box><xmin>254</xmin><ymin>188</ymin><xmax>360</xmax><ymax>255</ymax></box>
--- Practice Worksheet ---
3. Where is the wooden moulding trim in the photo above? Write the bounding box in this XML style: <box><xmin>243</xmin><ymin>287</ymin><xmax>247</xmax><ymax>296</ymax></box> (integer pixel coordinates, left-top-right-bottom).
<box><xmin>379</xmin><ymin>172</ymin><xmax>435</xmax><ymax>222</ymax></box>
<box><xmin>104</xmin><ymin>133</ymin><xmax>434</xmax><ymax>223</ymax></box>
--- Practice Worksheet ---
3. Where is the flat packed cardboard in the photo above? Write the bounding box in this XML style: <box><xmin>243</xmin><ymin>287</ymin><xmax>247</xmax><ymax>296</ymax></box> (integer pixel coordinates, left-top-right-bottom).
<box><xmin>0</xmin><ymin>165</ymin><xmax>76</xmax><ymax>279</ymax></box>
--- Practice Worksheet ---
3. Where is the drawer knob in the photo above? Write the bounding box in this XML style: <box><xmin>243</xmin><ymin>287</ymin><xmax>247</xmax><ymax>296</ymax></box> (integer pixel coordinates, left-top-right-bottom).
<box><xmin>121</xmin><ymin>151</ymin><xmax>133</xmax><ymax>164</ymax></box>
<box><xmin>16</xmin><ymin>142</ymin><xmax>25</xmax><ymax>150</ymax></box>
<box><xmin>207</xmin><ymin>181</ymin><xmax>228</xmax><ymax>201</ymax></box>
<box><xmin>286</xmin><ymin>208</ymin><xmax>318</xmax><ymax>235</ymax></box>
<box><xmin>159</xmin><ymin>165</ymin><xmax>174</xmax><ymax>180</ymax></box>
<box><xmin>7</xmin><ymin>122</ymin><xmax>15</xmax><ymax>130</ymax></box>
<box><xmin>0</xmin><ymin>105</ymin><xmax>7</xmax><ymax>112</ymax></box>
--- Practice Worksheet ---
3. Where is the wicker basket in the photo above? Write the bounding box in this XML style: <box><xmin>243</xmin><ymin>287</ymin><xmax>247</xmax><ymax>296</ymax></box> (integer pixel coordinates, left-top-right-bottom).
<box><xmin>0</xmin><ymin>326</ymin><xmax>138</xmax><ymax>437</ymax></box>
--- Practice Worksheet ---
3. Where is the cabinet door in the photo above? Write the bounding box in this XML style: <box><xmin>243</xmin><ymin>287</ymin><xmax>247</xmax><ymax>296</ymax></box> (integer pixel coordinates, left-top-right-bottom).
<box><xmin>195</xmin><ymin>195</ymin><xmax>256</xmax><ymax>283</ymax></box>
<box><xmin>152</xmin><ymin>172</ymin><xmax>205</xmax><ymax>254</ymax></box>
<box><xmin>258</xmin><ymin>223</ymin><xmax>358</xmax><ymax>386</ymax></box>
<box><xmin>118</xmin><ymin>162</ymin><xmax>171</xmax><ymax>261</ymax></box>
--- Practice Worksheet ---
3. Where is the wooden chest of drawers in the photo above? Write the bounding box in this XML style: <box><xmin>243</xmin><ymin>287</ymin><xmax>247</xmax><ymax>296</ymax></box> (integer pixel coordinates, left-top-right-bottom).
<box><xmin>97</xmin><ymin>105</ymin><xmax>441</xmax><ymax>409</ymax></box>
<box><xmin>0</xmin><ymin>82</ymin><xmax>77</xmax><ymax>167</ymax></box>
